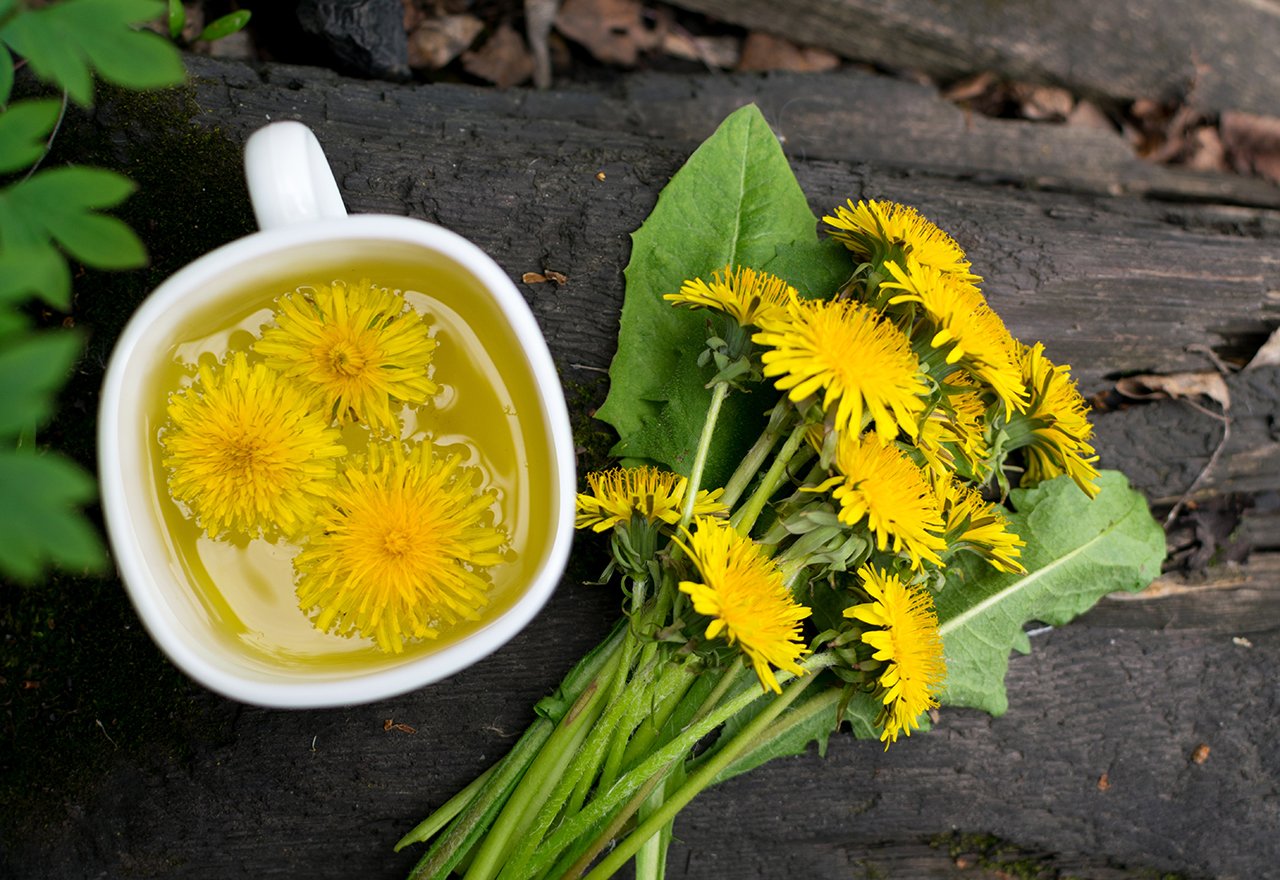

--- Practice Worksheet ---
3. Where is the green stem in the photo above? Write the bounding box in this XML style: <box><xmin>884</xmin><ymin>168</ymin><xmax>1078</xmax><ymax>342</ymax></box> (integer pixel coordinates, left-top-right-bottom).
<box><xmin>679</xmin><ymin>380</ymin><xmax>731</xmax><ymax>529</ymax></box>
<box><xmin>518</xmin><ymin>655</ymin><xmax>833</xmax><ymax>880</ymax></box>
<box><xmin>405</xmin><ymin>719</ymin><xmax>554</xmax><ymax>880</ymax></box>
<box><xmin>463</xmin><ymin>647</ymin><xmax>622</xmax><ymax>880</ymax></box>
<box><xmin>395</xmin><ymin>761</ymin><xmax>499</xmax><ymax>851</ymax></box>
<box><xmin>720</xmin><ymin>400</ymin><xmax>792</xmax><ymax>509</ymax></box>
<box><xmin>602</xmin><ymin>659</ymin><xmax>695</xmax><ymax>795</ymax></box>
<box><xmin>730</xmin><ymin>419</ymin><xmax>810</xmax><ymax>535</ymax></box>
<box><xmin>582</xmin><ymin>672</ymin><xmax>822</xmax><ymax>880</ymax></box>
<box><xmin>497</xmin><ymin>656</ymin><xmax>662</xmax><ymax>880</ymax></box>
<box><xmin>633</xmin><ymin>783</ymin><xmax>670</xmax><ymax>880</ymax></box>
<box><xmin>689</xmin><ymin>686</ymin><xmax>842</xmax><ymax>782</ymax></box>
<box><xmin>563</xmin><ymin>666</ymin><xmax>705</xmax><ymax>880</ymax></box>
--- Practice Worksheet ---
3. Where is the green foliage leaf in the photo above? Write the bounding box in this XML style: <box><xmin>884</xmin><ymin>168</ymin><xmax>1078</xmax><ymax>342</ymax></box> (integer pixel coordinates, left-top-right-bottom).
<box><xmin>0</xmin><ymin>330</ymin><xmax>84</xmax><ymax>437</ymax></box>
<box><xmin>0</xmin><ymin>243</ymin><xmax>72</xmax><ymax>310</ymax></box>
<box><xmin>0</xmin><ymin>166</ymin><xmax>145</xmax><ymax>269</ymax></box>
<box><xmin>0</xmin><ymin>307</ymin><xmax>28</xmax><ymax>339</ymax></box>
<box><xmin>0</xmin><ymin>44</ymin><xmax>14</xmax><ymax>107</ymax></box>
<box><xmin>167</xmin><ymin>0</ymin><xmax>184</xmax><ymax>39</ymax></box>
<box><xmin>0</xmin><ymin>0</ymin><xmax>184</xmax><ymax>106</ymax></box>
<box><xmin>199</xmin><ymin>9</ymin><xmax>250</xmax><ymax>42</ymax></box>
<box><xmin>595</xmin><ymin>104</ymin><xmax>848</xmax><ymax>488</ymax></box>
<box><xmin>0</xmin><ymin>98</ymin><xmax>61</xmax><ymax>174</ymax></box>
<box><xmin>936</xmin><ymin>470</ymin><xmax>1166</xmax><ymax>716</ymax></box>
<box><xmin>708</xmin><ymin>686</ymin><xmax>883</xmax><ymax>787</ymax></box>
<box><xmin>0</xmin><ymin>448</ymin><xmax>107</xmax><ymax>581</ymax></box>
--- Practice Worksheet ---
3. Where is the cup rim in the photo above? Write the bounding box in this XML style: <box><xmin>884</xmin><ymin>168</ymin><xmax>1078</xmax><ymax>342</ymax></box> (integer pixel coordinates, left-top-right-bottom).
<box><xmin>98</xmin><ymin>215</ymin><xmax>576</xmax><ymax>708</ymax></box>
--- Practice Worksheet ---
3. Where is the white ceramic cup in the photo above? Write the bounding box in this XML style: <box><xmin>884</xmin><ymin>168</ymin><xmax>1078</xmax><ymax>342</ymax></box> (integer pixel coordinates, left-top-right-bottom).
<box><xmin>98</xmin><ymin>121</ymin><xmax>575</xmax><ymax>708</ymax></box>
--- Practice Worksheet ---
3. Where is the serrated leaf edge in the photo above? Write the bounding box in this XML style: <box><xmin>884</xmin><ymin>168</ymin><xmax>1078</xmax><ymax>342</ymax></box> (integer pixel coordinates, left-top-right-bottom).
<box><xmin>939</xmin><ymin>490</ymin><xmax>1143</xmax><ymax>638</ymax></box>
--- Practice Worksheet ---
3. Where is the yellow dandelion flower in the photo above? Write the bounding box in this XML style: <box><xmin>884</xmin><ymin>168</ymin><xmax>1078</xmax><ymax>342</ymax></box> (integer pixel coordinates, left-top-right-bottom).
<box><xmin>1009</xmin><ymin>342</ymin><xmax>1100</xmax><ymax>498</ymax></box>
<box><xmin>882</xmin><ymin>257</ymin><xmax>1028</xmax><ymax>414</ymax></box>
<box><xmin>754</xmin><ymin>296</ymin><xmax>929</xmax><ymax>442</ymax></box>
<box><xmin>823</xmin><ymin>198</ymin><xmax>975</xmax><ymax>278</ymax></box>
<box><xmin>161</xmin><ymin>352</ymin><xmax>346</xmax><ymax>539</ymax></box>
<box><xmin>844</xmin><ymin>564</ymin><xmax>946</xmax><ymax>746</ymax></box>
<box><xmin>934</xmin><ymin>479</ymin><xmax>1025</xmax><ymax>573</ymax></box>
<box><xmin>663</xmin><ymin>265</ymin><xmax>796</xmax><ymax>328</ymax></box>
<box><xmin>294</xmin><ymin>440</ymin><xmax>507</xmax><ymax>653</ymax></box>
<box><xmin>814</xmin><ymin>432</ymin><xmax>946</xmax><ymax>569</ymax></box>
<box><xmin>254</xmin><ymin>278</ymin><xmax>438</xmax><ymax>433</ymax></box>
<box><xmin>575</xmin><ymin>466</ymin><xmax>727</xmax><ymax>532</ymax></box>
<box><xmin>913</xmin><ymin>375</ymin><xmax>991</xmax><ymax>479</ymax></box>
<box><xmin>677</xmin><ymin>515</ymin><xmax>811</xmax><ymax>694</ymax></box>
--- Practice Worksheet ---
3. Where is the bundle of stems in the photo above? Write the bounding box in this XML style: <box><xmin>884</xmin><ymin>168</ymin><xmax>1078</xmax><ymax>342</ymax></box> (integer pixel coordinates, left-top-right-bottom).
<box><xmin>397</xmin><ymin>394</ymin><xmax>844</xmax><ymax>880</ymax></box>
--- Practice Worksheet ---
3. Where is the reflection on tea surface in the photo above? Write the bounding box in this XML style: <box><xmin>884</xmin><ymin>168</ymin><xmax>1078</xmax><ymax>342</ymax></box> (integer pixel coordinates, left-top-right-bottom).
<box><xmin>147</xmin><ymin>261</ymin><xmax>552</xmax><ymax>673</ymax></box>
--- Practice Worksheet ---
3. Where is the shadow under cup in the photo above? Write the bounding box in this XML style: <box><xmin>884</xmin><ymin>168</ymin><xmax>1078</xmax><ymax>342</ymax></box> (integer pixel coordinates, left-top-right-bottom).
<box><xmin>99</xmin><ymin>220</ymin><xmax>574</xmax><ymax>707</ymax></box>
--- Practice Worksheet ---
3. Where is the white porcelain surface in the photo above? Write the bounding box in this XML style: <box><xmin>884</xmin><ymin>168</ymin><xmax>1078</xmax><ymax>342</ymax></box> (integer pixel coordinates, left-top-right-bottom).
<box><xmin>98</xmin><ymin>122</ymin><xmax>575</xmax><ymax>708</ymax></box>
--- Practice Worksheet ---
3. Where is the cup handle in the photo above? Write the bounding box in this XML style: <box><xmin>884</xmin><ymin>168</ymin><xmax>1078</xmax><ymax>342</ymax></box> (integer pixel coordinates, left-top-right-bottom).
<box><xmin>243</xmin><ymin>121</ymin><xmax>348</xmax><ymax>230</ymax></box>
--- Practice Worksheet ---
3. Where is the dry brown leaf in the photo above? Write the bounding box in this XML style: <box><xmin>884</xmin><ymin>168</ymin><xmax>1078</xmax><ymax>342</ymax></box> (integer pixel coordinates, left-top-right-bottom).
<box><xmin>1245</xmin><ymin>326</ymin><xmax>1280</xmax><ymax>371</ymax></box>
<box><xmin>1184</xmin><ymin>125</ymin><xmax>1228</xmax><ymax>172</ymax></box>
<box><xmin>1114</xmin><ymin>371</ymin><xmax>1230</xmax><ymax>411</ymax></box>
<box><xmin>1011</xmin><ymin>83</ymin><xmax>1073</xmax><ymax>121</ymax></box>
<box><xmin>737</xmin><ymin>32</ymin><xmax>838</xmax><ymax>73</ymax></box>
<box><xmin>401</xmin><ymin>0</ymin><xmax>425</xmax><ymax>31</ymax></box>
<box><xmin>1191</xmin><ymin>743</ymin><xmax>1211</xmax><ymax>764</ymax></box>
<box><xmin>661</xmin><ymin>31</ymin><xmax>739</xmax><ymax>69</ymax></box>
<box><xmin>1066</xmin><ymin>99</ymin><xmax>1114</xmax><ymax>132</ymax></box>
<box><xmin>522</xmin><ymin>270</ymin><xmax>567</xmax><ymax>285</ymax></box>
<box><xmin>462</xmin><ymin>22</ymin><xmax>534</xmax><ymax>88</ymax></box>
<box><xmin>942</xmin><ymin>71</ymin><xmax>998</xmax><ymax>104</ymax></box>
<box><xmin>408</xmin><ymin>14</ymin><xmax>484</xmax><ymax>69</ymax></box>
<box><xmin>1097</xmin><ymin>771</ymin><xmax>1111</xmax><ymax>791</ymax></box>
<box><xmin>1221</xmin><ymin>110</ymin><xmax>1280</xmax><ymax>185</ymax></box>
<box><xmin>554</xmin><ymin>0</ymin><xmax>657</xmax><ymax>66</ymax></box>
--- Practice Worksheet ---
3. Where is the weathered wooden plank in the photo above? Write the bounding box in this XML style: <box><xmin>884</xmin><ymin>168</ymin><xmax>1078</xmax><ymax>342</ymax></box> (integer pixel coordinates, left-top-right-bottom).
<box><xmin>3</xmin><ymin>57</ymin><xmax>1277</xmax><ymax>880</ymax></box>
<box><xmin>665</xmin><ymin>0</ymin><xmax>1280</xmax><ymax>119</ymax></box>
<box><xmin>1085</xmin><ymin>552</ymin><xmax>1280</xmax><ymax>634</ymax></box>
<box><xmin>520</xmin><ymin>70</ymin><xmax>1280</xmax><ymax>209</ymax></box>
<box><xmin>186</xmin><ymin>58</ymin><xmax>1280</xmax><ymax>396</ymax></box>
<box><xmin>1093</xmin><ymin>365</ymin><xmax>1280</xmax><ymax>502</ymax></box>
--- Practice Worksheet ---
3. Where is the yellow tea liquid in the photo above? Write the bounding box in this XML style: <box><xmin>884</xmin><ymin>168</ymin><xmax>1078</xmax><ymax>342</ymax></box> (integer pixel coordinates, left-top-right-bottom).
<box><xmin>144</xmin><ymin>256</ymin><xmax>554</xmax><ymax>674</ymax></box>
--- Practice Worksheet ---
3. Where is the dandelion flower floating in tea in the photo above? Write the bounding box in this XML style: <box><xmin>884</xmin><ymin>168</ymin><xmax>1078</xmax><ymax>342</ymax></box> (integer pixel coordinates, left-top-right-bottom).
<box><xmin>676</xmin><ymin>515</ymin><xmax>810</xmax><ymax>694</ymax></box>
<box><xmin>160</xmin><ymin>352</ymin><xmax>347</xmax><ymax>539</ymax></box>
<box><xmin>574</xmin><ymin>465</ymin><xmax>727</xmax><ymax>533</ymax></box>
<box><xmin>754</xmin><ymin>297</ymin><xmax>928</xmax><ymax>442</ymax></box>
<box><xmin>254</xmin><ymin>278</ymin><xmax>438</xmax><ymax>433</ymax></box>
<box><xmin>293</xmin><ymin>439</ymin><xmax>508</xmax><ymax>653</ymax></box>
<box><xmin>844</xmin><ymin>564</ymin><xmax>946</xmax><ymax>746</ymax></box>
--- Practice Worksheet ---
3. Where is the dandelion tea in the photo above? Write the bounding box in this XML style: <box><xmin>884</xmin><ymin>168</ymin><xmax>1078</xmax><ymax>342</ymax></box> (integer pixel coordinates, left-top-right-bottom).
<box><xmin>146</xmin><ymin>256</ymin><xmax>554</xmax><ymax>673</ymax></box>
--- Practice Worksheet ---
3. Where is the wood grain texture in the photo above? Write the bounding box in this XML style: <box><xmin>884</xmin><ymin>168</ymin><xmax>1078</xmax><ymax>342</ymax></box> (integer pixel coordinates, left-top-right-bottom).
<box><xmin>664</xmin><ymin>0</ymin><xmax>1280</xmax><ymax>118</ymax></box>
<box><xmin>3</xmin><ymin>57</ymin><xmax>1277</xmax><ymax>880</ymax></box>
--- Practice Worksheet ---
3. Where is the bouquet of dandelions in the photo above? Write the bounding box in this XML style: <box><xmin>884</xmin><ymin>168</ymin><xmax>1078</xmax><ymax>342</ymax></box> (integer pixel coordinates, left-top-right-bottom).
<box><xmin>395</xmin><ymin>106</ymin><xmax>1164</xmax><ymax>880</ymax></box>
